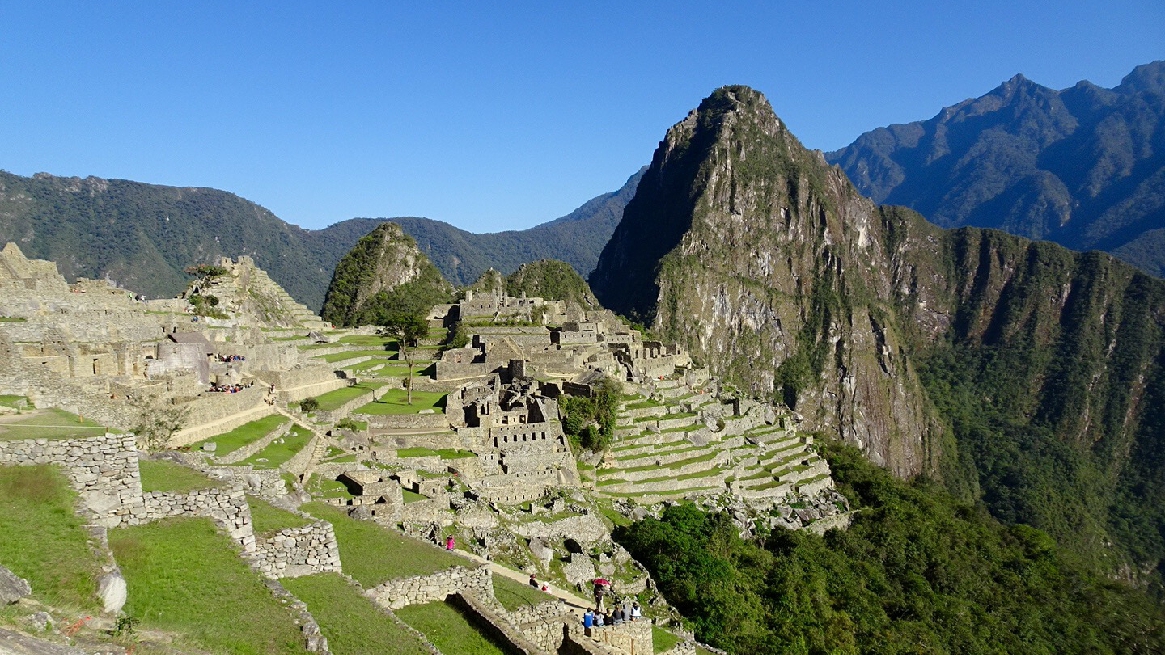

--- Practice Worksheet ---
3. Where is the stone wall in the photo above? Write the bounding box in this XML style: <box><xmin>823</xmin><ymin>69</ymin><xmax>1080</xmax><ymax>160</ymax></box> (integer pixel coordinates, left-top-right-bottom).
<box><xmin>253</xmin><ymin>521</ymin><xmax>342</xmax><ymax>579</ymax></box>
<box><xmin>451</xmin><ymin>592</ymin><xmax>546</xmax><ymax>655</ymax></box>
<box><xmin>508</xmin><ymin>600</ymin><xmax>573</xmax><ymax>652</ymax></box>
<box><xmin>363</xmin><ymin>413</ymin><xmax>450</xmax><ymax>431</ymax></box>
<box><xmin>367</xmin><ymin>564</ymin><xmax>492</xmax><ymax>610</ymax></box>
<box><xmin>141</xmin><ymin>488</ymin><xmax>255</xmax><ymax>549</ymax></box>
<box><xmin>583</xmin><ymin>621</ymin><xmax>653</xmax><ymax>655</ymax></box>
<box><xmin>205</xmin><ymin>466</ymin><xmax>289</xmax><ymax>498</ymax></box>
<box><xmin>0</xmin><ymin>433</ymin><xmax>144</xmax><ymax>528</ymax></box>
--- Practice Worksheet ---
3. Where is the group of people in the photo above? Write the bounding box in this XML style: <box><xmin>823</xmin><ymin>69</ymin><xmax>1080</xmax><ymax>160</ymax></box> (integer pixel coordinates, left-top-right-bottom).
<box><xmin>582</xmin><ymin>603</ymin><xmax>641</xmax><ymax>628</ymax></box>
<box><xmin>215</xmin><ymin>354</ymin><xmax>245</xmax><ymax>363</ymax></box>
<box><xmin>209</xmin><ymin>381</ymin><xmax>253</xmax><ymax>393</ymax></box>
<box><xmin>529</xmin><ymin>574</ymin><xmax>552</xmax><ymax>594</ymax></box>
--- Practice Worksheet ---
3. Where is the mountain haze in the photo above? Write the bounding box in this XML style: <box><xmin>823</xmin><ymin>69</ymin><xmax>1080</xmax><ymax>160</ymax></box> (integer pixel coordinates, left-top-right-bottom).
<box><xmin>0</xmin><ymin>168</ymin><xmax>642</xmax><ymax>310</ymax></box>
<box><xmin>592</xmin><ymin>85</ymin><xmax>1165</xmax><ymax>581</ymax></box>
<box><xmin>828</xmin><ymin>61</ymin><xmax>1165</xmax><ymax>277</ymax></box>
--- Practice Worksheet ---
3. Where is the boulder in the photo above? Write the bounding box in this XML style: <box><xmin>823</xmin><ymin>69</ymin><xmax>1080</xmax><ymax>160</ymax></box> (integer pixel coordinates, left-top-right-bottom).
<box><xmin>98</xmin><ymin>571</ymin><xmax>126</xmax><ymax>614</ymax></box>
<box><xmin>0</xmin><ymin>565</ymin><xmax>32</xmax><ymax>604</ymax></box>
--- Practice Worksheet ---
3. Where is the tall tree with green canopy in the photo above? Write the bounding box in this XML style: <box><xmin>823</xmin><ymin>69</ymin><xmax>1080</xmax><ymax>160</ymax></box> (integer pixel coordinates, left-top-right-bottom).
<box><xmin>378</xmin><ymin>311</ymin><xmax>428</xmax><ymax>405</ymax></box>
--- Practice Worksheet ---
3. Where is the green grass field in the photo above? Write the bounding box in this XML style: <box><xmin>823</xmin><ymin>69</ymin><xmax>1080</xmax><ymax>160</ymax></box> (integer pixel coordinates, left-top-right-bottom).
<box><xmin>111</xmin><ymin>517</ymin><xmax>307</xmax><ymax>654</ymax></box>
<box><xmin>238</xmin><ymin>425</ymin><xmax>313</xmax><ymax>469</ymax></box>
<box><xmin>396</xmin><ymin>447</ymin><xmax>475</xmax><ymax>459</ymax></box>
<box><xmin>139</xmin><ymin>459</ymin><xmax>225</xmax><ymax>493</ymax></box>
<box><xmin>0</xmin><ymin>465</ymin><xmax>102</xmax><ymax>610</ymax></box>
<box><xmin>316</xmin><ymin>350</ymin><xmax>395</xmax><ymax>364</ymax></box>
<box><xmin>491</xmin><ymin>574</ymin><xmax>555</xmax><ymax>611</ymax></box>
<box><xmin>354</xmin><ymin>389</ymin><xmax>446</xmax><ymax>415</ymax></box>
<box><xmin>653</xmin><ymin>626</ymin><xmax>682</xmax><ymax>653</ymax></box>
<box><xmin>395</xmin><ymin>601</ymin><xmax>508</xmax><ymax>655</ymax></box>
<box><xmin>0</xmin><ymin>408</ymin><xmax>106</xmax><ymax>441</ymax></box>
<box><xmin>249</xmin><ymin>497</ymin><xmax>312</xmax><ymax>537</ymax></box>
<box><xmin>313</xmin><ymin>383</ymin><xmax>384</xmax><ymax>412</ymax></box>
<box><xmin>281</xmin><ymin>573</ymin><xmax>430</xmax><ymax>655</ymax></box>
<box><xmin>302</xmin><ymin>502</ymin><xmax>463</xmax><ymax>587</ymax></box>
<box><xmin>338</xmin><ymin>334</ymin><xmax>398</xmax><ymax>348</ymax></box>
<box><xmin>192</xmin><ymin>415</ymin><xmax>289</xmax><ymax>456</ymax></box>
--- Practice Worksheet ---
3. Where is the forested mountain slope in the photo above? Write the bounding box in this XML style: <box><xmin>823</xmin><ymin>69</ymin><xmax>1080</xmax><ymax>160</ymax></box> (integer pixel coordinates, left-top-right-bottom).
<box><xmin>0</xmin><ymin>168</ymin><xmax>642</xmax><ymax>310</ymax></box>
<box><xmin>828</xmin><ymin>61</ymin><xmax>1165</xmax><ymax>277</ymax></box>
<box><xmin>591</xmin><ymin>85</ymin><xmax>1165</xmax><ymax>585</ymax></box>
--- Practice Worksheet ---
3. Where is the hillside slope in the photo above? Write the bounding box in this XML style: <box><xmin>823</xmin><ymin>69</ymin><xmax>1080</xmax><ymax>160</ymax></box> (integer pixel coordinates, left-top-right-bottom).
<box><xmin>591</xmin><ymin>85</ymin><xmax>1165</xmax><ymax>581</ymax></box>
<box><xmin>0</xmin><ymin>168</ymin><xmax>643</xmax><ymax>310</ymax></box>
<box><xmin>828</xmin><ymin>61</ymin><xmax>1165</xmax><ymax>277</ymax></box>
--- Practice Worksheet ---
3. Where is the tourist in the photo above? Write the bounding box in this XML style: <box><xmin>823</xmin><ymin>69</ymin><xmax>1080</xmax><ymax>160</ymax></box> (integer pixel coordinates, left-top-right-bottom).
<box><xmin>529</xmin><ymin>574</ymin><xmax>538</xmax><ymax>588</ymax></box>
<box><xmin>612</xmin><ymin>608</ymin><xmax>624</xmax><ymax>624</ymax></box>
<box><xmin>583</xmin><ymin>609</ymin><xmax>594</xmax><ymax>628</ymax></box>
<box><xmin>541</xmin><ymin>581</ymin><xmax>551</xmax><ymax>593</ymax></box>
<box><xmin>445</xmin><ymin>535</ymin><xmax>455</xmax><ymax>551</ymax></box>
<box><xmin>631</xmin><ymin>602</ymin><xmax>642</xmax><ymax>621</ymax></box>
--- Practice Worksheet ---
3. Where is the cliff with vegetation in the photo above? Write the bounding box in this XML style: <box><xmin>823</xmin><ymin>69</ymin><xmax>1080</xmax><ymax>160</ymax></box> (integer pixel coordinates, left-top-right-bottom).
<box><xmin>592</xmin><ymin>85</ymin><xmax>1165</xmax><ymax>583</ymax></box>
<box><xmin>320</xmin><ymin>222</ymin><xmax>452</xmax><ymax>327</ymax></box>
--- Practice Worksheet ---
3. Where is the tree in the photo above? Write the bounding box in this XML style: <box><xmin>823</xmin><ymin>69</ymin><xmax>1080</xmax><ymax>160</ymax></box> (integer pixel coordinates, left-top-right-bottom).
<box><xmin>378</xmin><ymin>311</ymin><xmax>428</xmax><ymax>405</ymax></box>
<box><xmin>129</xmin><ymin>394</ymin><xmax>191</xmax><ymax>451</ymax></box>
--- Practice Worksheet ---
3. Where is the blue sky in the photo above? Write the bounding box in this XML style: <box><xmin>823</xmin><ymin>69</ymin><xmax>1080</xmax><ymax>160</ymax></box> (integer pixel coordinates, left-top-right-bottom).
<box><xmin>0</xmin><ymin>2</ymin><xmax>1161</xmax><ymax>232</ymax></box>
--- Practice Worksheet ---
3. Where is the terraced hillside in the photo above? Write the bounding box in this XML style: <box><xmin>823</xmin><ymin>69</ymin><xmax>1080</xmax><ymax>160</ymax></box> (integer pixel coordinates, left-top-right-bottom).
<box><xmin>589</xmin><ymin>376</ymin><xmax>837</xmax><ymax>517</ymax></box>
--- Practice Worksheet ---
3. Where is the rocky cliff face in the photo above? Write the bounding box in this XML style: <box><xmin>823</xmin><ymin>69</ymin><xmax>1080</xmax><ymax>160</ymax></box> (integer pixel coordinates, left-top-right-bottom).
<box><xmin>593</xmin><ymin>86</ymin><xmax>942</xmax><ymax>477</ymax></box>
<box><xmin>321</xmin><ymin>222</ymin><xmax>452</xmax><ymax>327</ymax></box>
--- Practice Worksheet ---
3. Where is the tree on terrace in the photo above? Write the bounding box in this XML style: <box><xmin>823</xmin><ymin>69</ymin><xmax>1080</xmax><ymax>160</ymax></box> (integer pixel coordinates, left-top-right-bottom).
<box><xmin>378</xmin><ymin>311</ymin><xmax>428</xmax><ymax>405</ymax></box>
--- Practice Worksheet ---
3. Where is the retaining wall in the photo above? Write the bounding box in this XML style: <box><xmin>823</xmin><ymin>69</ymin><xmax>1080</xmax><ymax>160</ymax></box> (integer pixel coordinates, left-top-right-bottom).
<box><xmin>367</xmin><ymin>564</ymin><xmax>492</xmax><ymax>610</ymax></box>
<box><xmin>0</xmin><ymin>433</ymin><xmax>143</xmax><ymax>528</ymax></box>
<box><xmin>142</xmin><ymin>487</ymin><xmax>254</xmax><ymax>549</ymax></box>
<box><xmin>253</xmin><ymin>521</ymin><xmax>342</xmax><ymax>578</ymax></box>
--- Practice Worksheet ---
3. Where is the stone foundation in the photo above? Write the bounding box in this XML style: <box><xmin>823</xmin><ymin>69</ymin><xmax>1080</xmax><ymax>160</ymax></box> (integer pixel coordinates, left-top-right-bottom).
<box><xmin>253</xmin><ymin>521</ymin><xmax>342</xmax><ymax>578</ymax></box>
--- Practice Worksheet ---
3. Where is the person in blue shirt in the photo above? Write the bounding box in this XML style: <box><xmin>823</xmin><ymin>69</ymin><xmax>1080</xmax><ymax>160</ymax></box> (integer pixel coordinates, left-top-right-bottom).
<box><xmin>583</xmin><ymin>609</ymin><xmax>594</xmax><ymax>628</ymax></box>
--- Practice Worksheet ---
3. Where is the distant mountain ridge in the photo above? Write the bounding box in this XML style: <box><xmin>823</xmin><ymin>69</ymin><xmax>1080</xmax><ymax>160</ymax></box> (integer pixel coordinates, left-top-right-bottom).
<box><xmin>827</xmin><ymin>61</ymin><xmax>1165</xmax><ymax>277</ymax></box>
<box><xmin>0</xmin><ymin>168</ymin><xmax>643</xmax><ymax>311</ymax></box>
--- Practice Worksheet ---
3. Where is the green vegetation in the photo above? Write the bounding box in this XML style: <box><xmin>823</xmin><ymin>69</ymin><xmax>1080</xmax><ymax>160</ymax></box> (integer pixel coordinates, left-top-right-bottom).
<box><xmin>561</xmin><ymin>377</ymin><xmax>622</xmax><ymax>451</ymax></box>
<box><xmin>110</xmin><ymin>517</ymin><xmax>306</xmax><ymax>654</ymax></box>
<box><xmin>313</xmin><ymin>382</ymin><xmax>383</xmax><ymax>412</ymax></box>
<box><xmin>491</xmin><ymin>574</ymin><xmax>556</xmax><ymax>611</ymax></box>
<box><xmin>616</xmin><ymin>442</ymin><xmax>1165</xmax><ymax>654</ymax></box>
<box><xmin>238</xmin><ymin>425</ymin><xmax>312</xmax><ymax>469</ymax></box>
<box><xmin>355</xmin><ymin>389</ymin><xmax>445</xmax><ymax>415</ymax></box>
<box><xmin>138</xmin><ymin>459</ymin><xmax>223</xmax><ymax>493</ymax></box>
<box><xmin>281</xmin><ymin>574</ymin><xmax>431</xmax><ymax>655</ymax></box>
<box><xmin>337</xmin><ymin>334</ymin><xmax>395</xmax><ymax>347</ymax></box>
<box><xmin>0</xmin><ymin>394</ymin><xmax>30</xmax><ymax>409</ymax></box>
<box><xmin>320</xmin><ymin>223</ymin><xmax>453</xmax><ymax>327</ymax></box>
<box><xmin>402</xmin><ymin>489</ymin><xmax>428</xmax><ymax>503</ymax></box>
<box><xmin>396</xmin><ymin>447</ymin><xmax>475</xmax><ymax>459</ymax></box>
<box><xmin>505</xmin><ymin>259</ymin><xmax>598</xmax><ymax>308</ymax></box>
<box><xmin>0</xmin><ymin>465</ymin><xmax>102</xmax><ymax>610</ymax></box>
<box><xmin>193</xmin><ymin>415</ymin><xmax>288</xmax><ymax>456</ymax></box>
<box><xmin>249</xmin><ymin>497</ymin><xmax>311</xmax><ymax>537</ymax></box>
<box><xmin>652</xmin><ymin>626</ymin><xmax>682</xmax><ymax>654</ymax></box>
<box><xmin>395</xmin><ymin>601</ymin><xmax>508</xmax><ymax>655</ymax></box>
<box><xmin>302</xmin><ymin>502</ymin><xmax>463</xmax><ymax>586</ymax></box>
<box><xmin>0</xmin><ymin>408</ymin><xmax>106</xmax><ymax>441</ymax></box>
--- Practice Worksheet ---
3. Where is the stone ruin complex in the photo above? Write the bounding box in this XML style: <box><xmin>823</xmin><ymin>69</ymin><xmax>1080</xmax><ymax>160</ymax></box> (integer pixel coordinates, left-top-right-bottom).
<box><xmin>0</xmin><ymin>242</ymin><xmax>844</xmax><ymax>655</ymax></box>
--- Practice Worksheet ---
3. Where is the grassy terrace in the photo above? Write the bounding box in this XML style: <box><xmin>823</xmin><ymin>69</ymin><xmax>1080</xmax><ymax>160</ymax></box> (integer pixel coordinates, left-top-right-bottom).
<box><xmin>614</xmin><ymin>442</ymin><xmax>706</xmax><ymax>463</ymax></box>
<box><xmin>139</xmin><ymin>459</ymin><xmax>225</xmax><ymax>493</ymax></box>
<box><xmin>303</xmin><ymin>502</ymin><xmax>464</xmax><ymax>586</ymax></box>
<box><xmin>238</xmin><ymin>424</ymin><xmax>313</xmax><ymax>469</ymax></box>
<box><xmin>282</xmin><ymin>573</ymin><xmax>430</xmax><ymax>655</ymax></box>
<box><xmin>316</xmin><ymin>349</ymin><xmax>396</xmax><ymax>364</ymax></box>
<box><xmin>111</xmin><ymin>517</ymin><xmax>307</xmax><ymax>654</ymax></box>
<box><xmin>603</xmin><ymin>486</ymin><xmax>720</xmax><ymax>499</ymax></box>
<box><xmin>0</xmin><ymin>394</ymin><xmax>30</xmax><ymax>409</ymax></box>
<box><xmin>602</xmin><ymin>451</ymin><xmax>717</xmax><ymax>475</ymax></box>
<box><xmin>338</xmin><ymin>334</ymin><xmax>397</xmax><ymax>347</ymax></box>
<box><xmin>313</xmin><ymin>382</ymin><xmax>385</xmax><ymax>412</ymax></box>
<box><xmin>192</xmin><ymin>415</ymin><xmax>289</xmax><ymax>456</ymax></box>
<box><xmin>250</xmin><ymin>497</ymin><xmax>312</xmax><ymax>537</ymax></box>
<box><xmin>624</xmin><ymin>399</ymin><xmax>663</xmax><ymax>410</ymax></box>
<box><xmin>0</xmin><ymin>408</ymin><xmax>107</xmax><ymax>441</ymax></box>
<box><xmin>354</xmin><ymin>389</ymin><xmax>445</xmax><ymax>415</ymax></box>
<box><xmin>396</xmin><ymin>447</ymin><xmax>475</xmax><ymax>459</ymax></box>
<box><xmin>0</xmin><ymin>465</ymin><xmax>103</xmax><ymax>610</ymax></box>
<box><xmin>396</xmin><ymin>601</ymin><xmax>508</xmax><ymax>655</ymax></box>
<box><xmin>654</xmin><ymin>626</ymin><xmax>682</xmax><ymax>653</ymax></box>
<box><xmin>492</xmin><ymin>574</ymin><xmax>556</xmax><ymax>611</ymax></box>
